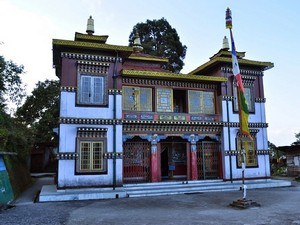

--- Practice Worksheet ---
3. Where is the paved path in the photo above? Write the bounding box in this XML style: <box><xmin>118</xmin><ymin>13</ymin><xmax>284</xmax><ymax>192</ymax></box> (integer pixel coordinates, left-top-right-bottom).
<box><xmin>1</xmin><ymin>177</ymin><xmax>299</xmax><ymax>225</ymax></box>
<box><xmin>13</xmin><ymin>176</ymin><xmax>54</xmax><ymax>206</ymax></box>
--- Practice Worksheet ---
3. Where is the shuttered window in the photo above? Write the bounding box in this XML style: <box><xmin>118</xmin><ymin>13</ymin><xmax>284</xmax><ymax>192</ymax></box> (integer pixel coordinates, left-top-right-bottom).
<box><xmin>188</xmin><ymin>90</ymin><xmax>215</xmax><ymax>114</ymax></box>
<box><xmin>156</xmin><ymin>88</ymin><xmax>173</xmax><ymax>112</ymax></box>
<box><xmin>76</xmin><ymin>128</ymin><xmax>107</xmax><ymax>174</ymax></box>
<box><xmin>236</xmin><ymin>136</ymin><xmax>258</xmax><ymax>168</ymax></box>
<box><xmin>80</xmin><ymin>141</ymin><xmax>104</xmax><ymax>171</ymax></box>
<box><xmin>122</xmin><ymin>86</ymin><xmax>152</xmax><ymax>111</ymax></box>
<box><xmin>233</xmin><ymin>85</ymin><xmax>254</xmax><ymax>113</ymax></box>
<box><xmin>79</xmin><ymin>75</ymin><xmax>106</xmax><ymax>105</ymax></box>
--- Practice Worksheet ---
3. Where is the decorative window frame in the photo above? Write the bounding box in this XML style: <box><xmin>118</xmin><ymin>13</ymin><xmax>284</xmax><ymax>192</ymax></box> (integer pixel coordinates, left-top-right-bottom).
<box><xmin>122</xmin><ymin>86</ymin><xmax>152</xmax><ymax>111</ymax></box>
<box><xmin>75</xmin><ymin>127</ymin><xmax>107</xmax><ymax>174</ymax></box>
<box><xmin>76</xmin><ymin>61</ymin><xmax>109</xmax><ymax>106</ymax></box>
<box><xmin>188</xmin><ymin>90</ymin><xmax>215</xmax><ymax>114</ymax></box>
<box><xmin>232</xmin><ymin>81</ymin><xmax>255</xmax><ymax>114</ymax></box>
<box><xmin>156</xmin><ymin>87</ymin><xmax>173</xmax><ymax>112</ymax></box>
<box><xmin>236</xmin><ymin>134</ymin><xmax>258</xmax><ymax>168</ymax></box>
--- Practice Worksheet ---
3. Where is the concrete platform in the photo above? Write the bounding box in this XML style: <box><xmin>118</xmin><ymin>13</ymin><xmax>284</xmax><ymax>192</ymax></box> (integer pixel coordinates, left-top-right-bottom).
<box><xmin>38</xmin><ymin>178</ymin><xmax>292</xmax><ymax>202</ymax></box>
<box><xmin>39</xmin><ymin>185</ymin><xmax>126</xmax><ymax>202</ymax></box>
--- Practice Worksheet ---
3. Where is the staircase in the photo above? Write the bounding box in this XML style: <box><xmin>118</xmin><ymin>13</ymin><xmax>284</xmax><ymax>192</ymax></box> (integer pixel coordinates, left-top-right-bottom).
<box><xmin>38</xmin><ymin>178</ymin><xmax>292</xmax><ymax>202</ymax></box>
<box><xmin>124</xmin><ymin>179</ymin><xmax>292</xmax><ymax>198</ymax></box>
<box><xmin>124</xmin><ymin>180</ymin><xmax>238</xmax><ymax>198</ymax></box>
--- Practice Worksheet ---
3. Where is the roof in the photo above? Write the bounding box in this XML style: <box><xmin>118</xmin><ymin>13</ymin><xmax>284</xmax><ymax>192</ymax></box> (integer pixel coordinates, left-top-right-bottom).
<box><xmin>52</xmin><ymin>37</ymin><xmax>133</xmax><ymax>69</ymax></box>
<box><xmin>74</xmin><ymin>32</ymin><xmax>109</xmax><ymax>43</ymax></box>
<box><xmin>277</xmin><ymin>145</ymin><xmax>300</xmax><ymax>154</ymax></box>
<box><xmin>189</xmin><ymin>49</ymin><xmax>274</xmax><ymax>74</ymax></box>
<box><xmin>121</xmin><ymin>69</ymin><xmax>228</xmax><ymax>82</ymax></box>
<box><xmin>52</xmin><ymin>39</ymin><xmax>133</xmax><ymax>53</ymax></box>
<box><xmin>128</xmin><ymin>52</ymin><xmax>169</xmax><ymax>63</ymax></box>
<box><xmin>209</xmin><ymin>49</ymin><xmax>246</xmax><ymax>59</ymax></box>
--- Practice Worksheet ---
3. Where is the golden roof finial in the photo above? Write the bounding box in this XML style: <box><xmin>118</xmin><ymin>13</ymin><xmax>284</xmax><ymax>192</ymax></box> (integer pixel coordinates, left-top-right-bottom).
<box><xmin>86</xmin><ymin>16</ymin><xmax>94</xmax><ymax>35</ymax></box>
<box><xmin>222</xmin><ymin>36</ymin><xmax>229</xmax><ymax>50</ymax></box>
<box><xmin>133</xmin><ymin>31</ymin><xmax>143</xmax><ymax>53</ymax></box>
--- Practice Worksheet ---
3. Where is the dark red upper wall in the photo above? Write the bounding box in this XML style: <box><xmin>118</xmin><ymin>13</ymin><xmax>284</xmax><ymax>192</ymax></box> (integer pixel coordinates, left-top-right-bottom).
<box><xmin>60</xmin><ymin>57</ymin><xmax>123</xmax><ymax>89</ymax></box>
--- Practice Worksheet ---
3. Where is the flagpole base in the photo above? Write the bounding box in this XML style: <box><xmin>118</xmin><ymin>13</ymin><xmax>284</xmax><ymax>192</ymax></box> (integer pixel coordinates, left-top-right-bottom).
<box><xmin>230</xmin><ymin>198</ymin><xmax>260</xmax><ymax>209</ymax></box>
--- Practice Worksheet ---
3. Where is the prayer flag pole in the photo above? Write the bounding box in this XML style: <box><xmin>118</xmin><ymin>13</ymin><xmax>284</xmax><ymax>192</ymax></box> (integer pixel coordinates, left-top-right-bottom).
<box><xmin>226</xmin><ymin>8</ymin><xmax>260</xmax><ymax>208</ymax></box>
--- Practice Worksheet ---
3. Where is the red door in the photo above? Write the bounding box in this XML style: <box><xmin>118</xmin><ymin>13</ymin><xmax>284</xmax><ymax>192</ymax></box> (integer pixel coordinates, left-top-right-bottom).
<box><xmin>123</xmin><ymin>141</ymin><xmax>151</xmax><ymax>183</ymax></box>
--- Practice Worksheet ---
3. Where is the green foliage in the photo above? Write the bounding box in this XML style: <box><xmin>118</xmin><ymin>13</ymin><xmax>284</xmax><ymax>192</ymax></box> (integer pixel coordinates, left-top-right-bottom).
<box><xmin>0</xmin><ymin>56</ymin><xmax>31</xmax><ymax>198</ymax></box>
<box><xmin>129</xmin><ymin>18</ymin><xmax>187</xmax><ymax>73</ymax></box>
<box><xmin>0</xmin><ymin>109</ymin><xmax>32</xmax><ymax>162</ymax></box>
<box><xmin>292</xmin><ymin>132</ymin><xmax>300</xmax><ymax>145</ymax></box>
<box><xmin>296</xmin><ymin>132</ymin><xmax>300</xmax><ymax>141</ymax></box>
<box><xmin>0</xmin><ymin>56</ymin><xmax>31</xmax><ymax>162</ymax></box>
<box><xmin>4</xmin><ymin>155</ymin><xmax>32</xmax><ymax>198</ymax></box>
<box><xmin>0</xmin><ymin>56</ymin><xmax>26</xmax><ymax>107</ymax></box>
<box><xmin>269</xmin><ymin>141</ymin><xmax>287</xmax><ymax>176</ymax></box>
<box><xmin>268</xmin><ymin>141</ymin><xmax>281</xmax><ymax>159</ymax></box>
<box><xmin>16</xmin><ymin>79</ymin><xmax>60</xmax><ymax>148</ymax></box>
<box><xmin>268</xmin><ymin>141</ymin><xmax>276</xmax><ymax>150</ymax></box>
<box><xmin>272</xmin><ymin>165</ymin><xmax>287</xmax><ymax>176</ymax></box>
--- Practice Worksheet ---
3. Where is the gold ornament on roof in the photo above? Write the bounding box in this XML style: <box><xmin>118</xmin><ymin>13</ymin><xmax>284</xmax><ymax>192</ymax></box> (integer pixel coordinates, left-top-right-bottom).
<box><xmin>133</xmin><ymin>31</ymin><xmax>144</xmax><ymax>53</ymax></box>
<box><xmin>86</xmin><ymin>16</ymin><xmax>94</xmax><ymax>35</ymax></box>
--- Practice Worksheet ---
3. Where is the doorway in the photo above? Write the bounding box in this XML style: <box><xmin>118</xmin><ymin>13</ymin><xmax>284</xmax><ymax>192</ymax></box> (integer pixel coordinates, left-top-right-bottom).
<box><xmin>161</xmin><ymin>146</ymin><xmax>169</xmax><ymax>177</ymax></box>
<box><xmin>196</xmin><ymin>141</ymin><xmax>220</xmax><ymax>179</ymax></box>
<box><xmin>123</xmin><ymin>138</ymin><xmax>151</xmax><ymax>183</ymax></box>
<box><xmin>160</xmin><ymin>141</ymin><xmax>187</xmax><ymax>180</ymax></box>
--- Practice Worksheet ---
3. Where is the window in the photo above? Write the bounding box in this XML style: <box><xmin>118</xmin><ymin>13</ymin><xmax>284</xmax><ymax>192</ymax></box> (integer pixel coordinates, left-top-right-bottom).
<box><xmin>80</xmin><ymin>141</ymin><xmax>103</xmax><ymax>171</ymax></box>
<box><xmin>76</xmin><ymin>128</ymin><xmax>107</xmax><ymax>173</ymax></box>
<box><xmin>122</xmin><ymin>86</ymin><xmax>152</xmax><ymax>111</ymax></box>
<box><xmin>156</xmin><ymin>88</ymin><xmax>173</xmax><ymax>112</ymax></box>
<box><xmin>233</xmin><ymin>84</ymin><xmax>254</xmax><ymax>113</ymax></box>
<box><xmin>236</xmin><ymin>136</ymin><xmax>258</xmax><ymax>168</ymax></box>
<box><xmin>188</xmin><ymin>90</ymin><xmax>215</xmax><ymax>114</ymax></box>
<box><xmin>78</xmin><ymin>75</ymin><xmax>107</xmax><ymax>105</ymax></box>
<box><xmin>173</xmin><ymin>90</ymin><xmax>187</xmax><ymax>113</ymax></box>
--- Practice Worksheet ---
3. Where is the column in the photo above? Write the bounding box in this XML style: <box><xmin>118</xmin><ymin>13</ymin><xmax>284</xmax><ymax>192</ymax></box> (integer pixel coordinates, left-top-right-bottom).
<box><xmin>189</xmin><ymin>134</ymin><xmax>198</xmax><ymax>180</ymax></box>
<box><xmin>150</xmin><ymin>134</ymin><xmax>159</xmax><ymax>182</ymax></box>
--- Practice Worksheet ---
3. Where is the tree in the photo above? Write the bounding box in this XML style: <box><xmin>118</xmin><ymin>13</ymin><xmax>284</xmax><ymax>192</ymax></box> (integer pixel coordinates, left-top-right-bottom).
<box><xmin>292</xmin><ymin>132</ymin><xmax>300</xmax><ymax>145</ymax></box>
<box><xmin>0</xmin><ymin>56</ymin><xmax>26</xmax><ymax>108</ymax></box>
<box><xmin>0</xmin><ymin>55</ymin><xmax>30</xmax><ymax>159</ymax></box>
<box><xmin>16</xmin><ymin>79</ymin><xmax>60</xmax><ymax>148</ymax></box>
<box><xmin>0</xmin><ymin>110</ymin><xmax>32</xmax><ymax>160</ymax></box>
<box><xmin>128</xmin><ymin>18</ymin><xmax>187</xmax><ymax>73</ymax></box>
<box><xmin>268</xmin><ymin>141</ymin><xmax>282</xmax><ymax>160</ymax></box>
<box><xmin>296</xmin><ymin>132</ymin><xmax>300</xmax><ymax>141</ymax></box>
<box><xmin>0</xmin><ymin>56</ymin><xmax>32</xmax><ymax>194</ymax></box>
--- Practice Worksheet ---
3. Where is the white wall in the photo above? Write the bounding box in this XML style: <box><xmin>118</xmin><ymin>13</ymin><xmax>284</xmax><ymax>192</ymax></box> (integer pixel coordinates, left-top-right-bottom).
<box><xmin>60</xmin><ymin>92</ymin><xmax>122</xmax><ymax>119</ymax></box>
<box><xmin>57</xmin><ymin>124</ymin><xmax>123</xmax><ymax>188</ymax></box>
<box><xmin>57</xmin><ymin>91</ymin><xmax>123</xmax><ymax>188</ymax></box>
<box><xmin>222</xmin><ymin>101</ymin><xmax>267</xmax><ymax>123</ymax></box>
<box><xmin>221</xmin><ymin>100</ymin><xmax>271</xmax><ymax>180</ymax></box>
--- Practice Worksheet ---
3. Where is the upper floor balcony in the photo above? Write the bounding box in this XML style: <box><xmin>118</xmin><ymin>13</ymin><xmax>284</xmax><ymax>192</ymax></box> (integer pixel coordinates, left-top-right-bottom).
<box><xmin>123</xmin><ymin>111</ymin><xmax>221</xmax><ymax>123</ymax></box>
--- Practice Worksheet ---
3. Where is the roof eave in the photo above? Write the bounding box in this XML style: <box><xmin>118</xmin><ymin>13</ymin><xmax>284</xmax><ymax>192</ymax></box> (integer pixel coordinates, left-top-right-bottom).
<box><xmin>121</xmin><ymin>69</ymin><xmax>227</xmax><ymax>82</ymax></box>
<box><xmin>52</xmin><ymin>39</ymin><xmax>133</xmax><ymax>69</ymax></box>
<box><xmin>189</xmin><ymin>57</ymin><xmax>274</xmax><ymax>74</ymax></box>
<box><xmin>52</xmin><ymin>39</ymin><xmax>133</xmax><ymax>54</ymax></box>
<box><xmin>128</xmin><ymin>55</ymin><xmax>169</xmax><ymax>63</ymax></box>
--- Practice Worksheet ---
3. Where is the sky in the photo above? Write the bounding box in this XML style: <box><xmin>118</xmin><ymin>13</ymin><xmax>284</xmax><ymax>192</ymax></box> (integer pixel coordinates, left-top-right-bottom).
<box><xmin>0</xmin><ymin>0</ymin><xmax>299</xmax><ymax>147</ymax></box>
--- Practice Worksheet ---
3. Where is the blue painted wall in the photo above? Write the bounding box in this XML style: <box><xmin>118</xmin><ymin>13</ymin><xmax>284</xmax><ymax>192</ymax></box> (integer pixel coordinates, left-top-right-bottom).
<box><xmin>0</xmin><ymin>156</ymin><xmax>14</xmax><ymax>205</ymax></box>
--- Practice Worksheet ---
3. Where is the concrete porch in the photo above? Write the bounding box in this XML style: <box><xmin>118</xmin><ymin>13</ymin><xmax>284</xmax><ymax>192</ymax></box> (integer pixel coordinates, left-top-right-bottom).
<box><xmin>38</xmin><ymin>178</ymin><xmax>292</xmax><ymax>202</ymax></box>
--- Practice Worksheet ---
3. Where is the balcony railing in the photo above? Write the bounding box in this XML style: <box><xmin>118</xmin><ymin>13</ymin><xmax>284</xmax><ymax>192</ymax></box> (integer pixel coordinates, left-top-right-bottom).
<box><xmin>123</xmin><ymin>112</ymin><xmax>220</xmax><ymax>123</ymax></box>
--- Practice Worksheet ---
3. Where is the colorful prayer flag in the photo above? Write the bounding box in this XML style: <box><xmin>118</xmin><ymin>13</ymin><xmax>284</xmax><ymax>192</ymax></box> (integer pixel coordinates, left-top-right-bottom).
<box><xmin>225</xmin><ymin>8</ymin><xmax>232</xmax><ymax>29</ymax></box>
<box><xmin>229</xmin><ymin>30</ymin><xmax>251</xmax><ymax>138</ymax></box>
<box><xmin>226</xmin><ymin>8</ymin><xmax>251</xmax><ymax>138</ymax></box>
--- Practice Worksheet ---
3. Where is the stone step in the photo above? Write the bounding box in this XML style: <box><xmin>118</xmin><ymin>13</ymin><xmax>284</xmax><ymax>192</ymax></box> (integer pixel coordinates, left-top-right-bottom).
<box><xmin>124</xmin><ymin>179</ymin><xmax>292</xmax><ymax>198</ymax></box>
<box><xmin>38</xmin><ymin>178</ymin><xmax>292</xmax><ymax>202</ymax></box>
<box><xmin>126</xmin><ymin>186</ymin><xmax>237</xmax><ymax>198</ymax></box>
<box><xmin>124</xmin><ymin>179</ymin><xmax>223</xmax><ymax>190</ymax></box>
<box><xmin>125</xmin><ymin>180</ymin><xmax>237</xmax><ymax>197</ymax></box>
